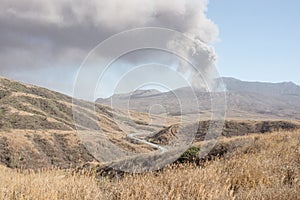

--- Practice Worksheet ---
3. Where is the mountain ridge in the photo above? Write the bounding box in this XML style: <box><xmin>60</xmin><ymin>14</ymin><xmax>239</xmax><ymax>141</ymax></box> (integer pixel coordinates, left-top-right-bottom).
<box><xmin>97</xmin><ymin>77</ymin><xmax>300</xmax><ymax>120</ymax></box>
<box><xmin>222</xmin><ymin>77</ymin><xmax>300</xmax><ymax>96</ymax></box>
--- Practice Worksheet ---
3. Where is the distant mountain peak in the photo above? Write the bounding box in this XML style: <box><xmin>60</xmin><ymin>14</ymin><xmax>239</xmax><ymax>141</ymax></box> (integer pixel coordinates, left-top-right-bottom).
<box><xmin>97</xmin><ymin>77</ymin><xmax>300</xmax><ymax>120</ymax></box>
<box><xmin>221</xmin><ymin>77</ymin><xmax>300</xmax><ymax>96</ymax></box>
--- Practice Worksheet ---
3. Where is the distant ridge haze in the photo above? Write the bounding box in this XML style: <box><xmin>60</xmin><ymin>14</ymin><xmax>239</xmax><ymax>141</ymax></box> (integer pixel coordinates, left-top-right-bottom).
<box><xmin>222</xmin><ymin>77</ymin><xmax>300</xmax><ymax>96</ymax></box>
<box><xmin>99</xmin><ymin>77</ymin><xmax>300</xmax><ymax>99</ymax></box>
<box><xmin>97</xmin><ymin>77</ymin><xmax>300</xmax><ymax>120</ymax></box>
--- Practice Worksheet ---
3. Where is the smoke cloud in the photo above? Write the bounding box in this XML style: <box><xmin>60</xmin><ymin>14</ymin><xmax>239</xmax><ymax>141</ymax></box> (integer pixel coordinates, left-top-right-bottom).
<box><xmin>0</xmin><ymin>0</ymin><xmax>219</xmax><ymax>96</ymax></box>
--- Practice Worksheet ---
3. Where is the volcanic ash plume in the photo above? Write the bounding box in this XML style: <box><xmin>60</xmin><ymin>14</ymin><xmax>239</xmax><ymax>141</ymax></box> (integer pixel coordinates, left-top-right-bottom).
<box><xmin>0</xmin><ymin>0</ymin><xmax>219</xmax><ymax>91</ymax></box>
<box><xmin>97</xmin><ymin>0</ymin><xmax>220</xmax><ymax>85</ymax></box>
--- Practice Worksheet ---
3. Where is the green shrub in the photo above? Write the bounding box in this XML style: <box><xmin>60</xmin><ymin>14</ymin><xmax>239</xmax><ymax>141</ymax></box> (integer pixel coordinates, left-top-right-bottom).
<box><xmin>177</xmin><ymin>146</ymin><xmax>200</xmax><ymax>163</ymax></box>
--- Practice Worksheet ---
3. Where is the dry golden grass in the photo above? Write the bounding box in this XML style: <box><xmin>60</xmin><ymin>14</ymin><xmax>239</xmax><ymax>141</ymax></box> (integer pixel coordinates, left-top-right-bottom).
<box><xmin>0</xmin><ymin>166</ymin><xmax>104</xmax><ymax>200</ymax></box>
<box><xmin>1</xmin><ymin>130</ymin><xmax>300</xmax><ymax>200</ymax></box>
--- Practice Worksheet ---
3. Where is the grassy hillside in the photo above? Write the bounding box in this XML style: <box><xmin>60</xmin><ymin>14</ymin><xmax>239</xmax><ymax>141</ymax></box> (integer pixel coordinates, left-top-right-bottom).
<box><xmin>1</xmin><ymin>130</ymin><xmax>299</xmax><ymax>200</ymax></box>
<box><xmin>0</xmin><ymin>77</ymin><xmax>167</xmax><ymax>168</ymax></box>
<box><xmin>0</xmin><ymin>76</ymin><xmax>299</xmax><ymax>182</ymax></box>
<box><xmin>0</xmin><ymin>77</ymin><xmax>143</xmax><ymax>131</ymax></box>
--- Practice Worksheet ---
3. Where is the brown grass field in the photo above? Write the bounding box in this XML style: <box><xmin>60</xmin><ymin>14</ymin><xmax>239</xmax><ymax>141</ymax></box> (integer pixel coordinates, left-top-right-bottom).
<box><xmin>1</xmin><ymin>130</ymin><xmax>300</xmax><ymax>200</ymax></box>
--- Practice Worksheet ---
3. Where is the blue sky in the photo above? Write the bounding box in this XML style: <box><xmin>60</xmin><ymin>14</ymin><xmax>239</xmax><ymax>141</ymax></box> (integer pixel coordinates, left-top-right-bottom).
<box><xmin>208</xmin><ymin>0</ymin><xmax>300</xmax><ymax>84</ymax></box>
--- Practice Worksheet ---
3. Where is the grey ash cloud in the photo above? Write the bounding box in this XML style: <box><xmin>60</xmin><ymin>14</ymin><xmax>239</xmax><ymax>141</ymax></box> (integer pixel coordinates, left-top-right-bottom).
<box><xmin>0</xmin><ymin>0</ymin><xmax>219</xmax><ymax>95</ymax></box>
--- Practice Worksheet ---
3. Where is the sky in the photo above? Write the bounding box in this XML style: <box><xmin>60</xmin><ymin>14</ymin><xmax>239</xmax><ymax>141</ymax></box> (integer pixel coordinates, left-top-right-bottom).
<box><xmin>0</xmin><ymin>0</ymin><xmax>299</xmax><ymax>99</ymax></box>
<box><xmin>207</xmin><ymin>0</ymin><xmax>300</xmax><ymax>84</ymax></box>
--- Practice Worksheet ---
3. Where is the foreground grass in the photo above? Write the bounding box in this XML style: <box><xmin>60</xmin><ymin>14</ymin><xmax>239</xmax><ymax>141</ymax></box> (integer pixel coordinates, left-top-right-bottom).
<box><xmin>1</xmin><ymin>130</ymin><xmax>300</xmax><ymax>200</ymax></box>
